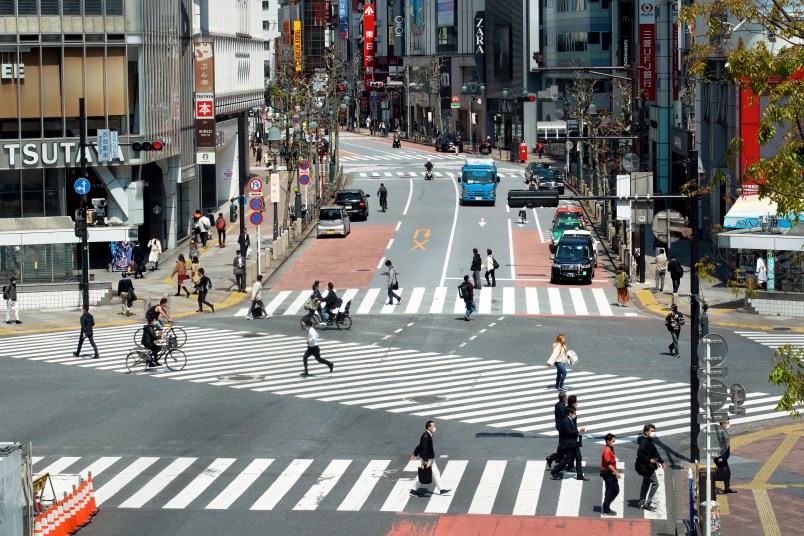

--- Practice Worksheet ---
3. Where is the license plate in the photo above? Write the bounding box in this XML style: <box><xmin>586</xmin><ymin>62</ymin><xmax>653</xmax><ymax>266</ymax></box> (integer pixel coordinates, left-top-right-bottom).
<box><xmin>345</xmin><ymin>204</ymin><xmax>352</xmax><ymax>209</ymax></box>
<box><xmin>565</xmin><ymin>273</ymin><xmax>575</xmax><ymax>277</ymax></box>
<box><xmin>327</xmin><ymin>230</ymin><xmax>334</xmax><ymax>234</ymax></box>
<box><xmin>475</xmin><ymin>197</ymin><xmax>482</xmax><ymax>200</ymax></box>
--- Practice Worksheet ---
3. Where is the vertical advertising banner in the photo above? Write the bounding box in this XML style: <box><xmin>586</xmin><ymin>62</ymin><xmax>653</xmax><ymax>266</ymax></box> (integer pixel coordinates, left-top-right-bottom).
<box><xmin>474</xmin><ymin>11</ymin><xmax>486</xmax><ymax>83</ymax></box>
<box><xmin>672</xmin><ymin>0</ymin><xmax>679</xmax><ymax>101</ymax></box>
<box><xmin>194</xmin><ymin>42</ymin><xmax>216</xmax><ymax>164</ymax></box>
<box><xmin>618</xmin><ymin>0</ymin><xmax>632</xmax><ymax>66</ymax></box>
<box><xmin>293</xmin><ymin>20</ymin><xmax>303</xmax><ymax>72</ymax></box>
<box><xmin>638</xmin><ymin>0</ymin><xmax>656</xmax><ymax>101</ymax></box>
<box><xmin>338</xmin><ymin>0</ymin><xmax>349</xmax><ymax>38</ymax></box>
<box><xmin>363</xmin><ymin>3</ymin><xmax>376</xmax><ymax>91</ymax></box>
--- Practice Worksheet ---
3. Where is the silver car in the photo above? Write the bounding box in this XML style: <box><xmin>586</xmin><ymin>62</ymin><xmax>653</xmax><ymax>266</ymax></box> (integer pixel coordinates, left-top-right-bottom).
<box><xmin>317</xmin><ymin>206</ymin><xmax>351</xmax><ymax>238</ymax></box>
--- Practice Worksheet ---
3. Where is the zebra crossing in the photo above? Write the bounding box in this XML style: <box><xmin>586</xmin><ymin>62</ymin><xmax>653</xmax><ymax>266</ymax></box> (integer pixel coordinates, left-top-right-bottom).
<box><xmin>1</xmin><ymin>325</ymin><xmax>782</xmax><ymax>439</ymax></box>
<box><xmin>354</xmin><ymin>170</ymin><xmax>523</xmax><ymax>179</ymax></box>
<box><xmin>734</xmin><ymin>330</ymin><xmax>804</xmax><ymax>350</ymax></box>
<box><xmin>233</xmin><ymin>286</ymin><xmax>638</xmax><ymax>318</ymax></box>
<box><xmin>31</xmin><ymin>454</ymin><xmax>666</xmax><ymax>519</ymax></box>
<box><xmin>342</xmin><ymin>150</ymin><xmax>467</xmax><ymax>163</ymax></box>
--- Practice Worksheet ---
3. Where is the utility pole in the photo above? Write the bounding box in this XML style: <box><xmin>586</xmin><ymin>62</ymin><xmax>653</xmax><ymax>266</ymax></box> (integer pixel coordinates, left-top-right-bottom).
<box><xmin>79</xmin><ymin>98</ymin><xmax>89</xmax><ymax>309</ymax></box>
<box><xmin>237</xmin><ymin>112</ymin><xmax>248</xmax><ymax>283</ymax></box>
<box><xmin>689</xmin><ymin>149</ymin><xmax>702</xmax><ymax>461</ymax></box>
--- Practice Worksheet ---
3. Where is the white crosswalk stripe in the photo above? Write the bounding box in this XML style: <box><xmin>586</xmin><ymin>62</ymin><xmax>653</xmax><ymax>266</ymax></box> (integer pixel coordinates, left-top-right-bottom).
<box><xmin>355</xmin><ymin>170</ymin><xmax>522</xmax><ymax>179</ymax></box>
<box><xmin>734</xmin><ymin>331</ymin><xmax>804</xmax><ymax>349</ymax></box>
<box><xmin>32</xmin><ymin>455</ymin><xmax>665</xmax><ymax>519</ymax></box>
<box><xmin>3</xmin><ymin>325</ymin><xmax>781</xmax><ymax>440</ymax></box>
<box><xmin>240</xmin><ymin>286</ymin><xmax>637</xmax><ymax>317</ymax></box>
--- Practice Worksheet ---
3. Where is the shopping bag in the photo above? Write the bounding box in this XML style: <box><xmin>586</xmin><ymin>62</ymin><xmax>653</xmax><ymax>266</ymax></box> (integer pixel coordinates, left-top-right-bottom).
<box><xmin>418</xmin><ymin>465</ymin><xmax>433</xmax><ymax>485</ymax></box>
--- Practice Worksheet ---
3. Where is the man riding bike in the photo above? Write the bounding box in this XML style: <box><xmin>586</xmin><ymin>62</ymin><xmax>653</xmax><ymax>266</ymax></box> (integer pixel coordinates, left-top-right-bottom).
<box><xmin>424</xmin><ymin>160</ymin><xmax>434</xmax><ymax>180</ymax></box>
<box><xmin>146</xmin><ymin>298</ymin><xmax>173</xmax><ymax>341</ymax></box>
<box><xmin>377</xmin><ymin>183</ymin><xmax>388</xmax><ymax>212</ymax></box>
<box><xmin>140</xmin><ymin>317</ymin><xmax>162</xmax><ymax>367</ymax></box>
<box><xmin>321</xmin><ymin>282</ymin><xmax>340</xmax><ymax>324</ymax></box>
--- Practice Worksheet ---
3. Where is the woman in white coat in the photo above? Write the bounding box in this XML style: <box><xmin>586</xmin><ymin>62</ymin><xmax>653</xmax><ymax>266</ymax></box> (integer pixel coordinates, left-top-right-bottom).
<box><xmin>147</xmin><ymin>237</ymin><xmax>162</xmax><ymax>270</ymax></box>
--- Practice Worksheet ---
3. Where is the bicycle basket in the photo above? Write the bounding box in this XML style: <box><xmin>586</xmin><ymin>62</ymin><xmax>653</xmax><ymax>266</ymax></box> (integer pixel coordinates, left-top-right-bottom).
<box><xmin>303</xmin><ymin>300</ymin><xmax>317</xmax><ymax>311</ymax></box>
<box><xmin>167</xmin><ymin>335</ymin><xmax>178</xmax><ymax>349</ymax></box>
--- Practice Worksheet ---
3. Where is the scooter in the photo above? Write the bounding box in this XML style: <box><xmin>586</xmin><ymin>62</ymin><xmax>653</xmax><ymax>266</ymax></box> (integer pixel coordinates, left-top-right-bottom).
<box><xmin>392</xmin><ymin>137</ymin><xmax>401</xmax><ymax>148</ymax></box>
<box><xmin>425</xmin><ymin>169</ymin><xmax>434</xmax><ymax>180</ymax></box>
<box><xmin>479</xmin><ymin>140</ymin><xmax>492</xmax><ymax>155</ymax></box>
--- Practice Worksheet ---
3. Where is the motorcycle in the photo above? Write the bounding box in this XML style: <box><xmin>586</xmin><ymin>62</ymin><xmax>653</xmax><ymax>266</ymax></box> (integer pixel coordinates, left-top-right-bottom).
<box><xmin>392</xmin><ymin>137</ymin><xmax>401</xmax><ymax>148</ymax></box>
<box><xmin>479</xmin><ymin>140</ymin><xmax>492</xmax><ymax>155</ymax></box>
<box><xmin>425</xmin><ymin>169</ymin><xmax>434</xmax><ymax>180</ymax></box>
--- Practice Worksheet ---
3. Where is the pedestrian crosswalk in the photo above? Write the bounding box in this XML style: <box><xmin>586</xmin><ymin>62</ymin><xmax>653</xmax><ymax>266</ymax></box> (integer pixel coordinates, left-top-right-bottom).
<box><xmin>342</xmin><ymin>151</ymin><xmax>467</xmax><ymax>163</ymax></box>
<box><xmin>354</xmin><ymin>170</ymin><xmax>523</xmax><ymax>179</ymax></box>
<box><xmin>734</xmin><ymin>330</ymin><xmax>804</xmax><ymax>350</ymax></box>
<box><xmin>31</xmin><ymin>454</ymin><xmax>665</xmax><ymax>519</ymax></box>
<box><xmin>1</xmin><ymin>325</ymin><xmax>782</xmax><ymax>439</ymax></box>
<box><xmin>234</xmin><ymin>286</ymin><xmax>639</xmax><ymax>318</ymax></box>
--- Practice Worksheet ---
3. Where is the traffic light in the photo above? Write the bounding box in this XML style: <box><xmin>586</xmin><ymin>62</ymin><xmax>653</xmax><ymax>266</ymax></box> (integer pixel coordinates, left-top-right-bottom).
<box><xmin>131</xmin><ymin>140</ymin><xmax>164</xmax><ymax>151</ymax></box>
<box><xmin>507</xmin><ymin>189</ymin><xmax>559</xmax><ymax>208</ymax></box>
<box><xmin>337</xmin><ymin>83</ymin><xmax>347</xmax><ymax>93</ymax></box>
<box><xmin>520</xmin><ymin>95</ymin><xmax>536</xmax><ymax>103</ymax></box>
<box><xmin>368</xmin><ymin>81</ymin><xmax>385</xmax><ymax>89</ymax></box>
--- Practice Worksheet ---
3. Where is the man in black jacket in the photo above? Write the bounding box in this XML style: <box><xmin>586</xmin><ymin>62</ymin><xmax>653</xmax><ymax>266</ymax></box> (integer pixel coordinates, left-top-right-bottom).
<box><xmin>668</xmin><ymin>255</ymin><xmax>683</xmax><ymax>293</ymax></box>
<box><xmin>410</xmin><ymin>420</ymin><xmax>451</xmax><ymax>497</ymax></box>
<box><xmin>665</xmin><ymin>304</ymin><xmax>685</xmax><ymax>357</ymax></box>
<box><xmin>635</xmin><ymin>423</ymin><xmax>666</xmax><ymax>511</ymax></box>
<box><xmin>131</xmin><ymin>241</ymin><xmax>146</xmax><ymax>278</ymax></box>
<box><xmin>550</xmin><ymin>406</ymin><xmax>589</xmax><ymax>480</ymax></box>
<box><xmin>72</xmin><ymin>305</ymin><xmax>99</xmax><ymax>359</ymax></box>
<box><xmin>546</xmin><ymin>391</ymin><xmax>568</xmax><ymax>468</ymax></box>
<box><xmin>470</xmin><ymin>248</ymin><xmax>482</xmax><ymax>289</ymax></box>
<box><xmin>117</xmin><ymin>275</ymin><xmax>135</xmax><ymax>316</ymax></box>
<box><xmin>140</xmin><ymin>317</ymin><xmax>161</xmax><ymax>367</ymax></box>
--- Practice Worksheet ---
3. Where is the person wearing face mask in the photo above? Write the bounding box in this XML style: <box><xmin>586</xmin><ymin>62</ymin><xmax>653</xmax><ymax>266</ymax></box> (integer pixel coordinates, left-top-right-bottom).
<box><xmin>600</xmin><ymin>433</ymin><xmax>621</xmax><ymax>516</ymax></box>
<box><xmin>635</xmin><ymin>423</ymin><xmax>666</xmax><ymax>511</ymax></box>
<box><xmin>714</xmin><ymin>420</ymin><xmax>736</xmax><ymax>494</ymax></box>
<box><xmin>410</xmin><ymin>420</ymin><xmax>451</xmax><ymax>497</ymax></box>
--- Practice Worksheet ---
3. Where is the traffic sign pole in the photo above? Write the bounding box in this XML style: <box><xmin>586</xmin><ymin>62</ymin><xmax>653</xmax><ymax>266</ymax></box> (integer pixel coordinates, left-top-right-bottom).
<box><xmin>79</xmin><ymin>98</ymin><xmax>89</xmax><ymax>309</ymax></box>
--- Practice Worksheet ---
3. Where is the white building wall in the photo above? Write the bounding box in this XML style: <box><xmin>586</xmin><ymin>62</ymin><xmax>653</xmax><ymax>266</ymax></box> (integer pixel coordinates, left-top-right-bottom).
<box><xmin>213</xmin><ymin>37</ymin><xmax>266</xmax><ymax>97</ymax></box>
<box><xmin>263</xmin><ymin>0</ymin><xmax>280</xmax><ymax>83</ymax></box>
<box><xmin>193</xmin><ymin>0</ymin><xmax>262</xmax><ymax>38</ymax></box>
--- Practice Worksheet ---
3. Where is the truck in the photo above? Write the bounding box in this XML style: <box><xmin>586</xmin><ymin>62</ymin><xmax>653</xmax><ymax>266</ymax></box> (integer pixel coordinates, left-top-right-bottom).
<box><xmin>459</xmin><ymin>156</ymin><xmax>500</xmax><ymax>205</ymax></box>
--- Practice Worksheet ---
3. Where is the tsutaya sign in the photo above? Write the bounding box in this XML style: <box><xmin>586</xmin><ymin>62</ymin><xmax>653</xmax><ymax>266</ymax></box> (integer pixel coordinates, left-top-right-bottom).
<box><xmin>0</xmin><ymin>141</ymin><xmax>127</xmax><ymax>170</ymax></box>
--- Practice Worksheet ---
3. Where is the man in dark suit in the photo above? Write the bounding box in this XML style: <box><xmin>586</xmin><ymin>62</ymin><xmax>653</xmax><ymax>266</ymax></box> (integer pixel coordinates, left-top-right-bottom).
<box><xmin>546</xmin><ymin>391</ymin><xmax>568</xmax><ymax>468</ymax></box>
<box><xmin>550</xmin><ymin>407</ymin><xmax>590</xmax><ymax>481</ymax></box>
<box><xmin>410</xmin><ymin>420</ymin><xmax>451</xmax><ymax>497</ymax></box>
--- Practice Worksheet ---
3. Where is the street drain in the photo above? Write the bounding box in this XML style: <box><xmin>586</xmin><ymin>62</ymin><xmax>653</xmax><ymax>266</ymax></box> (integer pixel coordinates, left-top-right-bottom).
<box><xmin>773</xmin><ymin>327</ymin><xmax>792</xmax><ymax>331</ymax></box>
<box><xmin>239</xmin><ymin>333</ymin><xmax>266</xmax><ymax>338</ymax></box>
<box><xmin>405</xmin><ymin>395</ymin><xmax>442</xmax><ymax>404</ymax></box>
<box><xmin>217</xmin><ymin>374</ymin><xmax>264</xmax><ymax>382</ymax></box>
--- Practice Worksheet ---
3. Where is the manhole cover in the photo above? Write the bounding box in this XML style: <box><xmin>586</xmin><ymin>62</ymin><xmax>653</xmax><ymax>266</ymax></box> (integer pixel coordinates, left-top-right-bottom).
<box><xmin>217</xmin><ymin>374</ymin><xmax>264</xmax><ymax>382</ymax></box>
<box><xmin>239</xmin><ymin>333</ymin><xmax>266</xmax><ymax>338</ymax></box>
<box><xmin>406</xmin><ymin>395</ymin><xmax>442</xmax><ymax>404</ymax></box>
<box><xmin>773</xmin><ymin>327</ymin><xmax>792</xmax><ymax>331</ymax></box>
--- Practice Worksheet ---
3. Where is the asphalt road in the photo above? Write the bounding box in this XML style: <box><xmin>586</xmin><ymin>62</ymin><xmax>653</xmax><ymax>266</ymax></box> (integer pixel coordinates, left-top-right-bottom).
<box><xmin>0</xmin><ymin>134</ymin><xmax>790</xmax><ymax>536</ymax></box>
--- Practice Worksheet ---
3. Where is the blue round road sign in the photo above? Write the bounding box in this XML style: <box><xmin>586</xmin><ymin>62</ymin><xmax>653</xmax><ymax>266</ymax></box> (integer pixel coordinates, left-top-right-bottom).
<box><xmin>299</xmin><ymin>160</ymin><xmax>310</xmax><ymax>171</ymax></box>
<box><xmin>249</xmin><ymin>212</ymin><xmax>264</xmax><ymax>225</ymax></box>
<box><xmin>73</xmin><ymin>178</ymin><xmax>91</xmax><ymax>195</ymax></box>
<box><xmin>299</xmin><ymin>173</ymin><xmax>310</xmax><ymax>186</ymax></box>
<box><xmin>249</xmin><ymin>197</ymin><xmax>264</xmax><ymax>211</ymax></box>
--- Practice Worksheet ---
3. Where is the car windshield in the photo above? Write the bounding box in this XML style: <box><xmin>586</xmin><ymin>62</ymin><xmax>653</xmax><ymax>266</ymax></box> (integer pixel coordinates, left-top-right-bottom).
<box><xmin>539</xmin><ymin>172</ymin><xmax>558</xmax><ymax>182</ymax></box>
<box><xmin>556</xmin><ymin>244</ymin><xmax>590</xmax><ymax>260</ymax></box>
<box><xmin>463</xmin><ymin>171</ymin><xmax>495</xmax><ymax>184</ymax></box>
<box><xmin>556</xmin><ymin>210</ymin><xmax>582</xmax><ymax>220</ymax></box>
<box><xmin>319</xmin><ymin>209</ymin><xmax>343</xmax><ymax>220</ymax></box>
<box><xmin>555</xmin><ymin>220</ymin><xmax>583</xmax><ymax>231</ymax></box>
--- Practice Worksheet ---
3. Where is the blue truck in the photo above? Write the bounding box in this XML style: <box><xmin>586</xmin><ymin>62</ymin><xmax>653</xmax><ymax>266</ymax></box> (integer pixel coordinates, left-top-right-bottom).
<box><xmin>459</xmin><ymin>157</ymin><xmax>500</xmax><ymax>205</ymax></box>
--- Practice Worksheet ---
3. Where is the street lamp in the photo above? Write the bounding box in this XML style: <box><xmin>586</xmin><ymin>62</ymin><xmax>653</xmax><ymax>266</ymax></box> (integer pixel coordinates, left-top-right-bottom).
<box><xmin>461</xmin><ymin>82</ymin><xmax>485</xmax><ymax>151</ymax></box>
<box><xmin>502</xmin><ymin>87</ymin><xmax>528</xmax><ymax>152</ymax></box>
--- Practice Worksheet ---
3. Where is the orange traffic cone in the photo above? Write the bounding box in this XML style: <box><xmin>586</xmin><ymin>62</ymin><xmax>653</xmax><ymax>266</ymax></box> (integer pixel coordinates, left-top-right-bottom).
<box><xmin>53</xmin><ymin>500</ymin><xmax>64</xmax><ymax>536</ymax></box>
<box><xmin>75</xmin><ymin>480</ymin><xmax>88</xmax><ymax>526</ymax></box>
<box><xmin>33</xmin><ymin>515</ymin><xmax>43</xmax><ymax>536</ymax></box>
<box><xmin>66</xmin><ymin>486</ymin><xmax>78</xmax><ymax>534</ymax></box>
<box><xmin>86</xmin><ymin>472</ymin><xmax>98</xmax><ymax>517</ymax></box>
<box><xmin>42</xmin><ymin>507</ymin><xmax>52</xmax><ymax>536</ymax></box>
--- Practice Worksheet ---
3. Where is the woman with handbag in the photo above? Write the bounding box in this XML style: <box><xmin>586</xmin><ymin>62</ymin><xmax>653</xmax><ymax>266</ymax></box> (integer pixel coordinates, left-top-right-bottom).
<box><xmin>170</xmin><ymin>254</ymin><xmax>192</xmax><ymax>297</ymax></box>
<box><xmin>547</xmin><ymin>333</ymin><xmax>571</xmax><ymax>390</ymax></box>
<box><xmin>614</xmin><ymin>264</ymin><xmax>630</xmax><ymax>307</ymax></box>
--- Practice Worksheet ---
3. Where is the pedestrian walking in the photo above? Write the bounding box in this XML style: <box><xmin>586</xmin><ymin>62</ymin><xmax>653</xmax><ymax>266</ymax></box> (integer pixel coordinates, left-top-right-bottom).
<box><xmin>546</xmin><ymin>333</ymin><xmax>570</xmax><ymax>390</ymax></box>
<box><xmin>546</xmin><ymin>391</ymin><xmax>569</xmax><ymax>469</ymax></box>
<box><xmin>459</xmin><ymin>275</ymin><xmax>476</xmax><ymax>321</ymax></box>
<box><xmin>117</xmin><ymin>274</ymin><xmax>136</xmax><ymax>315</ymax></box>
<box><xmin>699</xmin><ymin>302</ymin><xmax>709</xmax><ymax>338</ymax></box>
<box><xmin>410</xmin><ymin>420</ymin><xmax>451</xmax><ymax>497</ymax></box>
<box><xmin>190</xmin><ymin>256</ymin><xmax>201</xmax><ymax>294</ymax></box>
<box><xmin>635</xmin><ymin>423</ymin><xmax>666</xmax><ymax>511</ymax></box>
<box><xmin>653</xmin><ymin>248</ymin><xmax>668</xmax><ymax>292</ymax></box>
<box><xmin>256</xmin><ymin>145</ymin><xmax>263</xmax><ymax>166</ymax></box>
<box><xmin>233</xmin><ymin>250</ymin><xmax>246</xmax><ymax>292</ymax></box>
<box><xmin>147</xmin><ymin>236</ymin><xmax>162</xmax><ymax>270</ymax></box>
<box><xmin>216</xmin><ymin>212</ymin><xmax>227</xmax><ymax>247</ymax></box>
<box><xmin>3</xmin><ymin>276</ymin><xmax>20</xmax><ymax>324</ymax></box>
<box><xmin>382</xmin><ymin>259</ymin><xmax>401</xmax><ymax>305</ymax></box>
<box><xmin>73</xmin><ymin>305</ymin><xmax>99</xmax><ymax>359</ymax></box>
<box><xmin>188</xmin><ymin>239</ymin><xmax>199</xmax><ymax>260</ymax></box>
<box><xmin>485</xmin><ymin>248</ymin><xmax>497</xmax><ymax>287</ymax></box>
<box><xmin>714</xmin><ymin>420</ymin><xmax>736</xmax><ymax>494</ymax></box>
<box><xmin>614</xmin><ymin>264</ymin><xmax>630</xmax><ymax>306</ymax></box>
<box><xmin>198</xmin><ymin>212</ymin><xmax>212</xmax><ymax>248</ymax></box>
<box><xmin>191</xmin><ymin>210</ymin><xmax>202</xmax><ymax>243</ymax></box>
<box><xmin>131</xmin><ymin>241</ymin><xmax>146</xmax><ymax>278</ymax></box>
<box><xmin>170</xmin><ymin>254</ymin><xmax>192</xmax><ymax>297</ymax></box>
<box><xmin>247</xmin><ymin>274</ymin><xmax>269</xmax><ymax>319</ymax></box>
<box><xmin>470</xmin><ymin>248</ymin><xmax>482</xmax><ymax>289</ymax></box>
<box><xmin>755</xmin><ymin>254</ymin><xmax>768</xmax><ymax>289</ymax></box>
<box><xmin>550</xmin><ymin>406</ymin><xmax>589</xmax><ymax>481</ymax></box>
<box><xmin>300</xmin><ymin>319</ymin><xmax>333</xmax><ymax>376</ymax></box>
<box><xmin>665</xmin><ymin>304</ymin><xmax>684</xmax><ymax>357</ymax></box>
<box><xmin>600</xmin><ymin>433</ymin><xmax>621</xmax><ymax>516</ymax></box>
<box><xmin>668</xmin><ymin>255</ymin><xmax>683</xmax><ymax>294</ymax></box>
<box><xmin>195</xmin><ymin>267</ymin><xmax>215</xmax><ymax>313</ymax></box>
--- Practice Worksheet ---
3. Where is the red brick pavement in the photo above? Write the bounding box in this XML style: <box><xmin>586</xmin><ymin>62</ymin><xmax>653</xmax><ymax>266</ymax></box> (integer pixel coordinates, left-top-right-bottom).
<box><xmin>511</xmin><ymin>229</ymin><xmax>609</xmax><ymax>288</ymax></box>
<box><xmin>385</xmin><ymin>514</ymin><xmax>652</xmax><ymax>536</ymax></box>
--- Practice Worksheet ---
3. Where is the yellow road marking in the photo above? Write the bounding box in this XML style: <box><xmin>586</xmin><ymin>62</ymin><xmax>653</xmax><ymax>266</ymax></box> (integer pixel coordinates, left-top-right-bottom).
<box><xmin>730</xmin><ymin>423</ymin><xmax>804</xmax><ymax>449</ymax></box>
<box><xmin>411</xmin><ymin>228</ymin><xmax>431</xmax><ymax>251</ymax></box>
<box><xmin>752</xmin><ymin>433</ymin><xmax>799</xmax><ymax>485</ymax></box>
<box><xmin>753</xmin><ymin>489</ymin><xmax>781</xmax><ymax>536</ymax></box>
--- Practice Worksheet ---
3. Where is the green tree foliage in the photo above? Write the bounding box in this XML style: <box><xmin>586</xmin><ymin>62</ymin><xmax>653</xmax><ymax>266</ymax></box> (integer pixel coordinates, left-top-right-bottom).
<box><xmin>769</xmin><ymin>344</ymin><xmax>804</xmax><ymax>418</ymax></box>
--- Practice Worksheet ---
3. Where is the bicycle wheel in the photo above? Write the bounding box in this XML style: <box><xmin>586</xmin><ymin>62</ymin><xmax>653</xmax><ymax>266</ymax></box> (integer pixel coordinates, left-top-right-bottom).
<box><xmin>300</xmin><ymin>312</ymin><xmax>320</xmax><ymax>330</ymax></box>
<box><xmin>336</xmin><ymin>314</ymin><xmax>352</xmax><ymax>331</ymax></box>
<box><xmin>167</xmin><ymin>326</ymin><xmax>187</xmax><ymax>348</ymax></box>
<box><xmin>133</xmin><ymin>328</ymin><xmax>144</xmax><ymax>348</ymax></box>
<box><xmin>126</xmin><ymin>350</ymin><xmax>149</xmax><ymax>374</ymax></box>
<box><xmin>164</xmin><ymin>349</ymin><xmax>187</xmax><ymax>372</ymax></box>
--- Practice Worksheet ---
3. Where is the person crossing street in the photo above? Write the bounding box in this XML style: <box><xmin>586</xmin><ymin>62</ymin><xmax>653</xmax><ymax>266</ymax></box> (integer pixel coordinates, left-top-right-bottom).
<box><xmin>3</xmin><ymin>276</ymin><xmax>21</xmax><ymax>324</ymax></box>
<box><xmin>410</xmin><ymin>420</ymin><xmax>450</xmax><ymax>497</ymax></box>
<box><xmin>550</xmin><ymin>406</ymin><xmax>589</xmax><ymax>481</ymax></box>
<box><xmin>470</xmin><ymin>248</ymin><xmax>482</xmax><ymax>289</ymax></box>
<box><xmin>600</xmin><ymin>433</ymin><xmax>621</xmax><ymax>516</ymax></box>
<box><xmin>635</xmin><ymin>423</ymin><xmax>666</xmax><ymax>511</ymax></box>
<box><xmin>382</xmin><ymin>259</ymin><xmax>401</xmax><ymax>305</ymax></box>
<box><xmin>247</xmin><ymin>274</ymin><xmax>269</xmax><ymax>319</ymax></box>
<box><xmin>300</xmin><ymin>319</ymin><xmax>333</xmax><ymax>376</ymax></box>
<box><xmin>377</xmin><ymin>183</ymin><xmax>388</xmax><ymax>212</ymax></box>
<box><xmin>665</xmin><ymin>304</ymin><xmax>684</xmax><ymax>357</ymax></box>
<box><xmin>72</xmin><ymin>305</ymin><xmax>99</xmax><ymax>359</ymax></box>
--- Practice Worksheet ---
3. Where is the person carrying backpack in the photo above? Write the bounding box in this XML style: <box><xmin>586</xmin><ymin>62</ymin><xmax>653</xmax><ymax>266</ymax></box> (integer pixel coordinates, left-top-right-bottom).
<box><xmin>665</xmin><ymin>304</ymin><xmax>684</xmax><ymax>357</ymax></box>
<box><xmin>668</xmin><ymin>255</ymin><xmax>684</xmax><ymax>294</ymax></box>
<box><xmin>216</xmin><ymin>212</ymin><xmax>227</xmax><ymax>247</ymax></box>
<box><xmin>485</xmin><ymin>248</ymin><xmax>498</xmax><ymax>287</ymax></box>
<box><xmin>195</xmin><ymin>267</ymin><xmax>215</xmax><ymax>313</ymax></box>
<box><xmin>459</xmin><ymin>274</ymin><xmax>475</xmax><ymax>321</ymax></box>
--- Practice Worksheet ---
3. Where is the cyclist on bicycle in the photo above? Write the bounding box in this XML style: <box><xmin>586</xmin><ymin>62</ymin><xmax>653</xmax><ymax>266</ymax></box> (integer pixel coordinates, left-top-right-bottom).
<box><xmin>141</xmin><ymin>317</ymin><xmax>161</xmax><ymax>367</ymax></box>
<box><xmin>310</xmin><ymin>280</ymin><xmax>324</xmax><ymax>318</ymax></box>
<box><xmin>146</xmin><ymin>298</ymin><xmax>173</xmax><ymax>339</ymax></box>
<box><xmin>321</xmin><ymin>282</ymin><xmax>339</xmax><ymax>324</ymax></box>
<box><xmin>377</xmin><ymin>183</ymin><xmax>388</xmax><ymax>212</ymax></box>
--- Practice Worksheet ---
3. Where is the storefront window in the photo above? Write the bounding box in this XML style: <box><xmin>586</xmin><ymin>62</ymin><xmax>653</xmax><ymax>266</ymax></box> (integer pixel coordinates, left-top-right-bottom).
<box><xmin>0</xmin><ymin>173</ymin><xmax>21</xmax><ymax>218</ymax></box>
<box><xmin>45</xmin><ymin>168</ymin><xmax>62</xmax><ymax>216</ymax></box>
<box><xmin>21</xmin><ymin>169</ymin><xmax>44</xmax><ymax>217</ymax></box>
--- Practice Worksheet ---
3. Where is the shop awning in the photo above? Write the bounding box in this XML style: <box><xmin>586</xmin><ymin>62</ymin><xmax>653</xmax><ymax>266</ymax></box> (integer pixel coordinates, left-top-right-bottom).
<box><xmin>0</xmin><ymin>217</ymin><xmax>137</xmax><ymax>246</ymax></box>
<box><xmin>723</xmin><ymin>195</ymin><xmax>795</xmax><ymax>229</ymax></box>
<box><xmin>718</xmin><ymin>224</ymin><xmax>804</xmax><ymax>252</ymax></box>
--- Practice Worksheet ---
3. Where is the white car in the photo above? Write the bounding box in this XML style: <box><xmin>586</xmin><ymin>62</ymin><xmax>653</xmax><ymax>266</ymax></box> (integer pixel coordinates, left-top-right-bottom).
<box><xmin>560</xmin><ymin>229</ymin><xmax>600</xmax><ymax>265</ymax></box>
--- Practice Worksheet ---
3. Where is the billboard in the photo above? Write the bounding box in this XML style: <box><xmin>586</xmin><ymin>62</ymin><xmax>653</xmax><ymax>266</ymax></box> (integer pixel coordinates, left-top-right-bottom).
<box><xmin>638</xmin><ymin>0</ymin><xmax>656</xmax><ymax>101</ymax></box>
<box><xmin>363</xmin><ymin>3</ymin><xmax>376</xmax><ymax>90</ymax></box>
<box><xmin>194</xmin><ymin>42</ymin><xmax>216</xmax><ymax>162</ymax></box>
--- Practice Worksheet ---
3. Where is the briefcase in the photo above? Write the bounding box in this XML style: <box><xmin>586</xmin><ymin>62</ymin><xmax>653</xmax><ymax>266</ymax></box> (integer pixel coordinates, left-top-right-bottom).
<box><xmin>418</xmin><ymin>465</ymin><xmax>433</xmax><ymax>485</ymax></box>
<box><xmin>714</xmin><ymin>465</ymin><xmax>731</xmax><ymax>482</ymax></box>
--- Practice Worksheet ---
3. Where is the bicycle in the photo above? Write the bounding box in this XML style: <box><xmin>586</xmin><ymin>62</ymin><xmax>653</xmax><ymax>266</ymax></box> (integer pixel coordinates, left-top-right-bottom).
<box><xmin>134</xmin><ymin>323</ymin><xmax>186</xmax><ymax>349</ymax></box>
<box><xmin>300</xmin><ymin>299</ymin><xmax>353</xmax><ymax>331</ymax></box>
<box><xmin>126</xmin><ymin>338</ymin><xmax>187</xmax><ymax>373</ymax></box>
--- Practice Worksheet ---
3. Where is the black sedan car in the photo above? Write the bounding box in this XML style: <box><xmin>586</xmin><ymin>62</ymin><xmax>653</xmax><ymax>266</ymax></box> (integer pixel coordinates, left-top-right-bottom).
<box><xmin>435</xmin><ymin>134</ymin><xmax>464</xmax><ymax>153</ymax></box>
<box><xmin>549</xmin><ymin>236</ymin><xmax>596</xmax><ymax>284</ymax></box>
<box><xmin>525</xmin><ymin>162</ymin><xmax>547</xmax><ymax>182</ymax></box>
<box><xmin>334</xmin><ymin>189</ymin><xmax>370</xmax><ymax>221</ymax></box>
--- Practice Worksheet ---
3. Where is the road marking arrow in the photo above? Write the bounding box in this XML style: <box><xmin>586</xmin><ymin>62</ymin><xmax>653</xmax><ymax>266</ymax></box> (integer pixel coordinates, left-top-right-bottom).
<box><xmin>479</xmin><ymin>218</ymin><xmax>487</xmax><ymax>227</ymax></box>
